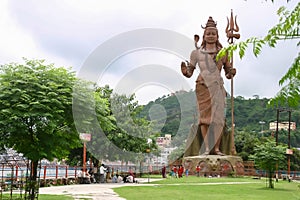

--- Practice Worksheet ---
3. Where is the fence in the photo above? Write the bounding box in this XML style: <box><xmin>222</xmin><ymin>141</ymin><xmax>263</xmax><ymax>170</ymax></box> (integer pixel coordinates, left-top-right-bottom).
<box><xmin>1</xmin><ymin>163</ymin><xmax>299</xmax><ymax>185</ymax></box>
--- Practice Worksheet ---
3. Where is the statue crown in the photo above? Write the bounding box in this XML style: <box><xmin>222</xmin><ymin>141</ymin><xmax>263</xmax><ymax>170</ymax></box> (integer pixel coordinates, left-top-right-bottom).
<box><xmin>202</xmin><ymin>16</ymin><xmax>217</xmax><ymax>29</ymax></box>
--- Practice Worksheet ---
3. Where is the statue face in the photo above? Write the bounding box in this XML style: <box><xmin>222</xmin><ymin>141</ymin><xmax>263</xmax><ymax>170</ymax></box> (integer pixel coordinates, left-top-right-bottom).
<box><xmin>204</xmin><ymin>28</ymin><xmax>218</xmax><ymax>44</ymax></box>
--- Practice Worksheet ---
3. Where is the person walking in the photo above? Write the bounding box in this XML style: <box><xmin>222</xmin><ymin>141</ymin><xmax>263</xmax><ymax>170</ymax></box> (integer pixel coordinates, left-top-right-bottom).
<box><xmin>196</xmin><ymin>165</ymin><xmax>201</xmax><ymax>177</ymax></box>
<box><xmin>99</xmin><ymin>164</ymin><xmax>107</xmax><ymax>183</ymax></box>
<box><xmin>162</xmin><ymin>165</ymin><xmax>166</xmax><ymax>178</ymax></box>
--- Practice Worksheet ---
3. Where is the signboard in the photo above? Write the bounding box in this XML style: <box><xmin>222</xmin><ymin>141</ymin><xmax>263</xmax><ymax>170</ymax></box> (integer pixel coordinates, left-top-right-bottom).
<box><xmin>286</xmin><ymin>149</ymin><xmax>293</xmax><ymax>155</ymax></box>
<box><xmin>80</xmin><ymin>133</ymin><xmax>91</xmax><ymax>142</ymax></box>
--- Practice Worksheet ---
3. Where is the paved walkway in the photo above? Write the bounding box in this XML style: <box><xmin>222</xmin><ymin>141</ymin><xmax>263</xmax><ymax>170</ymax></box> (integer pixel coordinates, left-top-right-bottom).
<box><xmin>39</xmin><ymin>178</ymin><xmax>155</xmax><ymax>200</ymax></box>
<box><xmin>39</xmin><ymin>178</ymin><xmax>269</xmax><ymax>200</ymax></box>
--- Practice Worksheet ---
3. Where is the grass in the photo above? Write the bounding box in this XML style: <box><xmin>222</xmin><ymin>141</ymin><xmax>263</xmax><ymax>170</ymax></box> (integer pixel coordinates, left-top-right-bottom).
<box><xmin>38</xmin><ymin>194</ymin><xmax>74</xmax><ymax>200</ymax></box>
<box><xmin>0</xmin><ymin>194</ymin><xmax>73</xmax><ymax>200</ymax></box>
<box><xmin>114</xmin><ymin>176</ymin><xmax>300</xmax><ymax>200</ymax></box>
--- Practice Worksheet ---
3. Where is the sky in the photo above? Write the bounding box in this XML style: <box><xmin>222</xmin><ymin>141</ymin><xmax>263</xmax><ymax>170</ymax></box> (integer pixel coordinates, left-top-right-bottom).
<box><xmin>0</xmin><ymin>0</ymin><xmax>298</xmax><ymax>105</ymax></box>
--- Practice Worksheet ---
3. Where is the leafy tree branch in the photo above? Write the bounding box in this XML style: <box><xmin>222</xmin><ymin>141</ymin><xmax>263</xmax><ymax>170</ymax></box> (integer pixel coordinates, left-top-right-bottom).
<box><xmin>217</xmin><ymin>3</ymin><xmax>299</xmax><ymax>108</ymax></box>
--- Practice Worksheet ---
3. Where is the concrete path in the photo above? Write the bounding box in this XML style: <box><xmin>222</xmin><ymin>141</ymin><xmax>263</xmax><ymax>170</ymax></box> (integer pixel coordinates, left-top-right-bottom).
<box><xmin>39</xmin><ymin>178</ymin><xmax>155</xmax><ymax>200</ymax></box>
<box><xmin>40</xmin><ymin>183</ymin><xmax>125</xmax><ymax>200</ymax></box>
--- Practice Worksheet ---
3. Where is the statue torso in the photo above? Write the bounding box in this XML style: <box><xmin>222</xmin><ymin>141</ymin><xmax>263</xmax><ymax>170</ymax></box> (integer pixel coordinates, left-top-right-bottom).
<box><xmin>190</xmin><ymin>48</ymin><xmax>224</xmax><ymax>87</ymax></box>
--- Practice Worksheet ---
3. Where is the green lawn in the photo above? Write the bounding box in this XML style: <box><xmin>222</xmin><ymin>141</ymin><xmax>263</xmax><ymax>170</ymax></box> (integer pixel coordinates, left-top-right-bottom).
<box><xmin>38</xmin><ymin>194</ymin><xmax>74</xmax><ymax>200</ymax></box>
<box><xmin>114</xmin><ymin>177</ymin><xmax>300</xmax><ymax>200</ymax></box>
<box><xmin>0</xmin><ymin>194</ymin><xmax>73</xmax><ymax>200</ymax></box>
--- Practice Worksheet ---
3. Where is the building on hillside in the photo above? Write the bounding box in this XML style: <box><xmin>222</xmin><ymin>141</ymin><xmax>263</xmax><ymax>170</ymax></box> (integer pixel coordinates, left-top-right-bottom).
<box><xmin>269</xmin><ymin>121</ymin><xmax>296</xmax><ymax>131</ymax></box>
<box><xmin>156</xmin><ymin>134</ymin><xmax>172</xmax><ymax>147</ymax></box>
<box><xmin>152</xmin><ymin>146</ymin><xmax>177</xmax><ymax>165</ymax></box>
<box><xmin>152</xmin><ymin>134</ymin><xmax>176</xmax><ymax>165</ymax></box>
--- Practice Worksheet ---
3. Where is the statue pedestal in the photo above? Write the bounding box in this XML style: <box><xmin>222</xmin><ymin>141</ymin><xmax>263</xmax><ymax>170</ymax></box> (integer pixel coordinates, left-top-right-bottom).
<box><xmin>182</xmin><ymin>155</ymin><xmax>244</xmax><ymax>177</ymax></box>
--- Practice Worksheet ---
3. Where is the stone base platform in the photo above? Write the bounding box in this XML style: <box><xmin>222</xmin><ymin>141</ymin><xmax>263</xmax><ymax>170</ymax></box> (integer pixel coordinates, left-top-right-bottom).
<box><xmin>182</xmin><ymin>155</ymin><xmax>244</xmax><ymax>176</ymax></box>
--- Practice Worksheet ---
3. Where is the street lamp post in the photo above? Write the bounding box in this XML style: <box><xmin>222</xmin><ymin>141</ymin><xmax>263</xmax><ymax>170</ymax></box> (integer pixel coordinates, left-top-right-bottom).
<box><xmin>259</xmin><ymin>121</ymin><xmax>265</xmax><ymax>137</ymax></box>
<box><xmin>79</xmin><ymin>133</ymin><xmax>91</xmax><ymax>173</ymax></box>
<box><xmin>276</xmin><ymin>108</ymin><xmax>292</xmax><ymax>177</ymax></box>
<box><xmin>147</xmin><ymin>138</ymin><xmax>152</xmax><ymax>183</ymax></box>
<box><xmin>288</xmin><ymin>110</ymin><xmax>291</xmax><ymax>177</ymax></box>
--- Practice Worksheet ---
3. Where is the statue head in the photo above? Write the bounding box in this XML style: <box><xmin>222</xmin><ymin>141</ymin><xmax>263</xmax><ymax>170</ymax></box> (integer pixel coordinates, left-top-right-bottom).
<box><xmin>194</xmin><ymin>16</ymin><xmax>223</xmax><ymax>50</ymax></box>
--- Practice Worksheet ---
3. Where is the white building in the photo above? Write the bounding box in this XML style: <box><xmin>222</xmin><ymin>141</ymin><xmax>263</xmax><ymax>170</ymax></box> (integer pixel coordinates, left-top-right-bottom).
<box><xmin>269</xmin><ymin>121</ymin><xmax>296</xmax><ymax>131</ymax></box>
<box><xmin>156</xmin><ymin>134</ymin><xmax>172</xmax><ymax>147</ymax></box>
<box><xmin>152</xmin><ymin>146</ymin><xmax>177</xmax><ymax>165</ymax></box>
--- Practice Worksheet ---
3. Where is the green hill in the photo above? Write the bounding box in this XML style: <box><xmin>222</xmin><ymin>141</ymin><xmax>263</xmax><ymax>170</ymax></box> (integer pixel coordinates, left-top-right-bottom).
<box><xmin>139</xmin><ymin>90</ymin><xmax>300</xmax><ymax>147</ymax></box>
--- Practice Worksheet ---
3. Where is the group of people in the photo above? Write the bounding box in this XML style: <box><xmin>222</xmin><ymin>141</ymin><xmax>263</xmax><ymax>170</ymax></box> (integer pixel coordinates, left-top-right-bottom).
<box><xmin>161</xmin><ymin>165</ymin><xmax>204</xmax><ymax>178</ymax></box>
<box><xmin>111</xmin><ymin>168</ymin><xmax>137</xmax><ymax>183</ymax></box>
<box><xmin>77</xmin><ymin>163</ymin><xmax>111</xmax><ymax>184</ymax></box>
<box><xmin>77</xmin><ymin>168</ymin><xmax>94</xmax><ymax>184</ymax></box>
<box><xmin>168</xmin><ymin>165</ymin><xmax>188</xmax><ymax>178</ymax></box>
<box><xmin>111</xmin><ymin>173</ymin><xmax>127</xmax><ymax>183</ymax></box>
<box><xmin>77</xmin><ymin>164</ymin><xmax>139</xmax><ymax>184</ymax></box>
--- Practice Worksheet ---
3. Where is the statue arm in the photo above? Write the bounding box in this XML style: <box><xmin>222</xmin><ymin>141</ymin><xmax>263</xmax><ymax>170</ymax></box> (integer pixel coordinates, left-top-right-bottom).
<box><xmin>181</xmin><ymin>61</ymin><xmax>195</xmax><ymax>78</ymax></box>
<box><xmin>181</xmin><ymin>50</ymin><xmax>197</xmax><ymax>78</ymax></box>
<box><xmin>222</xmin><ymin>55</ymin><xmax>236</xmax><ymax>79</ymax></box>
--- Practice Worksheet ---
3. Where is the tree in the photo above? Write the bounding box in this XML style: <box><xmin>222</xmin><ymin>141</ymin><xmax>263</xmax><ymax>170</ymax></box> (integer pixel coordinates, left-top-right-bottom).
<box><xmin>69</xmin><ymin>86</ymin><xmax>157</xmax><ymax>168</ymax></box>
<box><xmin>218</xmin><ymin>2</ymin><xmax>299</xmax><ymax>108</ymax></box>
<box><xmin>291</xmin><ymin>148</ymin><xmax>300</xmax><ymax>171</ymax></box>
<box><xmin>250</xmin><ymin>139</ymin><xmax>287</xmax><ymax>188</ymax></box>
<box><xmin>109</xmin><ymin>93</ymin><xmax>156</xmax><ymax>158</ymax></box>
<box><xmin>93</xmin><ymin>93</ymin><xmax>157</xmax><ymax>174</ymax></box>
<box><xmin>67</xmin><ymin>84</ymin><xmax>117</xmax><ymax>167</ymax></box>
<box><xmin>234</xmin><ymin>130</ymin><xmax>260</xmax><ymax>161</ymax></box>
<box><xmin>168</xmin><ymin>144</ymin><xmax>185</xmax><ymax>163</ymax></box>
<box><xmin>0</xmin><ymin>59</ymin><xmax>81</xmax><ymax>199</ymax></box>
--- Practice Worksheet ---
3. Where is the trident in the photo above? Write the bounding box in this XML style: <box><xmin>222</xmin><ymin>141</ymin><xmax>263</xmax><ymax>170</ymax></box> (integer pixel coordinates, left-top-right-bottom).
<box><xmin>226</xmin><ymin>9</ymin><xmax>240</xmax><ymax>44</ymax></box>
<box><xmin>226</xmin><ymin>10</ymin><xmax>240</xmax><ymax>155</ymax></box>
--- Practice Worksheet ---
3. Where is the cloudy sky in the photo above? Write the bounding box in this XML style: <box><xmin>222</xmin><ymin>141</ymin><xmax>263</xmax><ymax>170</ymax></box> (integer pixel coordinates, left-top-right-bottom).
<box><xmin>0</xmin><ymin>0</ymin><xmax>298</xmax><ymax>105</ymax></box>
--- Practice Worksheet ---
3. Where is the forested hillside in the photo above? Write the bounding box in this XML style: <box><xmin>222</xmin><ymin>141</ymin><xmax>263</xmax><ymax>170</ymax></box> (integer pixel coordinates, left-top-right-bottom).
<box><xmin>139</xmin><ymin>90</ymin><xmax>300</xmax><ymax>148</ymax></box>
<box><xmin>139</xmin><ymin>90</ymin><xmax>196</xmax><ymax>147</ymax></box>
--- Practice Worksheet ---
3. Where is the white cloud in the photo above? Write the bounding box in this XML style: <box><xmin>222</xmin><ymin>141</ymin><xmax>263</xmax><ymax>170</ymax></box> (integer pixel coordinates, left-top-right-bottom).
<box><xmin>0</xmin><ymin>0</ymin><xmax>298</xmax><ymax>104</ymax></box>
